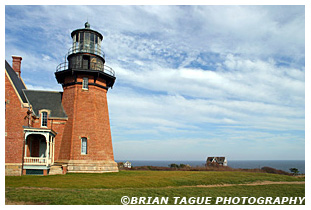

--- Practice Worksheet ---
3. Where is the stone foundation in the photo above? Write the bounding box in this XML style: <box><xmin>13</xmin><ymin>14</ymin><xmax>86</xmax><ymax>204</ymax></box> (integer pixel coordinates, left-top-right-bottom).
<box><xmin>49</xmin><ymin>165</ymin><xmax>64</xmax><ymax>175</ymax></box>
<box><xmin>5</xmin><ymin>164</ymin><xmax>22</xmax><ymax>176</ymax></box>
<box><xmin>56</xmin><ymin>160</ymin><xmax>119</xmax><ymax>173</ymax></box>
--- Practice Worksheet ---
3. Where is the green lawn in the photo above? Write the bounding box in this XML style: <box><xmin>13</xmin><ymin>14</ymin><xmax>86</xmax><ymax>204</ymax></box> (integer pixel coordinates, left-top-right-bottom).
<box><xmin>5</xmin><ymin>171</ymin><xmax>305</xmax><ymax>205</ymax></box>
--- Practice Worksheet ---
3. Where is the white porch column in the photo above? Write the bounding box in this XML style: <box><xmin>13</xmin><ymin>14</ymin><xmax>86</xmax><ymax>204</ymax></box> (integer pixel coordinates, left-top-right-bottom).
<box><xmin>24</xmin><ymin>135</ymin><xmax>28</xmax><ymax>158</ymax></box>
<box><xmin>49</xmin><ymin>136</ymin><xmax>52</xmax><ymax>164</ymax></box>
<box><xmin>24</xmin><ymin>132</ymin><xmax>31</xmax><ymax>158</ymax></box>
<box><xmin>45</xmin><ymin>134</ymin><xmax>49</xmax><ymax>167</ymax></box>
<box><xmin>52</xmin><ymin>137</ymin><xmax>55</xmax><ymax>165</ymax></box>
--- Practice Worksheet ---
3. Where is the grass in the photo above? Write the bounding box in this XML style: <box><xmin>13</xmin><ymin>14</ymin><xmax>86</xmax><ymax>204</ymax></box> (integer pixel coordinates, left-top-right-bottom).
<box><xmin>5</xmin><ymin>171</ymin><xmax>304</xmax><ymax>189</ymax></box>
<box><xmin>5</xmin><ymin>171</ymin><xmax>305</xmax><ymax>205</ymax></box>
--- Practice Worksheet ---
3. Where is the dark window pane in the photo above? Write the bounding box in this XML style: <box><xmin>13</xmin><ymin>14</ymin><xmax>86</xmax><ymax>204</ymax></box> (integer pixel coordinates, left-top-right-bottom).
<box><xmin>41</xmin><ymin>112</ymin><xmax>47</xmax><ymax>127</ymax></box>
<box><xmin>90</xmin><ymin>33</ymin><xmax>94</xmax><ymax>42</ymax></box>
<box><xmin>80</xmin><ymin>32</ymin><xmax>84</xmax><ymax>42</ymax></box>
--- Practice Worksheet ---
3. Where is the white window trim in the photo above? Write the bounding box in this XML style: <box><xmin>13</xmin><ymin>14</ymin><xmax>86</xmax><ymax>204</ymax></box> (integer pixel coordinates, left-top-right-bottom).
<box><xmin>41</xmin><ymin>111</ymin><xmax>48</xmax><ymax>127</ymax></box>
<box><xmin>81</xmin><ymin>137</ymin><xmax>87</xmax><ymax>155</ymax></box>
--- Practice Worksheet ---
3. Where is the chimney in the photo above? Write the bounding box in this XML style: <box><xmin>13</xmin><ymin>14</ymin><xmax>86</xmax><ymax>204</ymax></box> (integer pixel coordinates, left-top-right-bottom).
<box><xmin>12</xmin><ymin>56</ymin><xmax>22</xmax><ymax>77</ymax></box>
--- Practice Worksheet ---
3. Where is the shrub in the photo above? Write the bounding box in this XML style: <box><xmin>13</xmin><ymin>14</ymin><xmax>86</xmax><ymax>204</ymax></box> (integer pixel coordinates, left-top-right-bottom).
<box><xmin>261</xmin><ymin>166</ymin><xmax>290</xmax><ymax>175</ymax></box>
<box><xmin>289</xmin><ymin>168</ymin><xmax>299</xmax><ymax>175</ymax></box>
<box><xmin>169</xmin><ymin>163</ymin><xmax>179</xmax><ymax>169</ymax></box>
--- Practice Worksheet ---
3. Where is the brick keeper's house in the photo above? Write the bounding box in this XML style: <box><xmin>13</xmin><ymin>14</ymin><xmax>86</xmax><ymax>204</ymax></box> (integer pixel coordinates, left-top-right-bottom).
<box><xmin>5</xmin><ymin>22</ymin><xmax>119</xmax><ymax>176</ymax></box>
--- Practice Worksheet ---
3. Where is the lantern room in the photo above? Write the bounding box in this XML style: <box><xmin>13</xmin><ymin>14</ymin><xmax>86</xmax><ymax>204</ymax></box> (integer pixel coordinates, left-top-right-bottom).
<box><xmin>70</xmin><ymin>22</ymin><xmax>104</xmax><ymax>57</ymax></box>
<box><xmin>55</xmin><ymin>22</ymin><xmax>115</xmax><ymax>88</ymax></box>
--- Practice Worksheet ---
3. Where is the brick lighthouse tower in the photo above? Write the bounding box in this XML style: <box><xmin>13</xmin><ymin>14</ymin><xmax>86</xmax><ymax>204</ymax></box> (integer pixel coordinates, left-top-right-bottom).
<box><xmin>55</xmin><ymin>22</ymin><xmax>118</xmax><ymax>173</ymax></box>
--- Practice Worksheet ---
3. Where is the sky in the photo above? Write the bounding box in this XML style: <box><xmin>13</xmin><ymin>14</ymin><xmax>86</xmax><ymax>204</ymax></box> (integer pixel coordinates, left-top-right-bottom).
<box><xmin>4</xmin><ymin>4</ymin><xmax>306</xmax><ymax>161</ymax></box>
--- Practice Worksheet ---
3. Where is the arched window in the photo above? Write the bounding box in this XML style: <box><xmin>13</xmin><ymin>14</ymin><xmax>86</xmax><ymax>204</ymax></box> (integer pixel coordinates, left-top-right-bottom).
<box><xmin>41</xmin><ymin>111</ymin><xmax>47</xmax><ymax>127</ymax></box>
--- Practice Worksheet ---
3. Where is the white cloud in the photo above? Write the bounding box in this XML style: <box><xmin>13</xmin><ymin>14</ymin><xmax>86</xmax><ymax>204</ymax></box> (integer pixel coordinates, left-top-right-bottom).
<box><xmin>25</xmin><ymin>84</ymin><xmax>62</xmax><ymax>91</ymax></box>
<box><xmin>112</xmin><ymin>54</ymin><xmax>304</xmax><ymax>106</ymax></box>
<box><xmin>109</xmin><ymin>86</ymin><xmax>304</xmax><ymax>143</ymax></box>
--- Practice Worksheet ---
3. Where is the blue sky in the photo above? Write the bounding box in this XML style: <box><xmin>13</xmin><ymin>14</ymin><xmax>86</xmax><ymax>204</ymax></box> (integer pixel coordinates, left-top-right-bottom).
<box><xmin>5</xmin><ymin>5</ymin><xmax>305</xmax><ymax>161</ymax></box>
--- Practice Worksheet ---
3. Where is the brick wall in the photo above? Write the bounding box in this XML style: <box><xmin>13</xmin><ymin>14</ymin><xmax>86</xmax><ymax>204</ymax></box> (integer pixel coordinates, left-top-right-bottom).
<box><xmin>5</xmin><ymin>73</ymin><xmax>28</xmax><ymax>174</ymax></box>
<box><xmin>50</xmin><ymin>119</ymin><xmax>66</xmax><ymax>161</ymax></box>
<box><xmin>60</xmin><ymin>74</ymin><xmax>115</xmax><ymax>162</ymax></box>
<box><xmin>58</xmin><ymin>84</ymin><xmax>76</xmax><ymax>160</ymax></box>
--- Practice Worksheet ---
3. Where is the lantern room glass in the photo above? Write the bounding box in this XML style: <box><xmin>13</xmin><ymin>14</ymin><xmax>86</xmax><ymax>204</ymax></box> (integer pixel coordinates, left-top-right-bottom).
<box><xmin>72</xmin><ymin>32</ymin><xmax>101</xmax><ymax>55</ymax></box>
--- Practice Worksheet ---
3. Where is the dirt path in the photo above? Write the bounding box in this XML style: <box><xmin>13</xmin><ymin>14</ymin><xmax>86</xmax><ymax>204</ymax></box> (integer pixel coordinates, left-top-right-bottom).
<box><xmin>5</xmin><ymin>198</ymin><xmax>48</xmax><ymax>205</ymax></box>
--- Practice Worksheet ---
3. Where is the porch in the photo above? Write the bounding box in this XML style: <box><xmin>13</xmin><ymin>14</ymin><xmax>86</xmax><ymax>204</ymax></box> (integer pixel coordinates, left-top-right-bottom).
<box><xmin>23</xmin><ymin>127</ymin><xmax>56</xmax><ymax>174</ymax></box>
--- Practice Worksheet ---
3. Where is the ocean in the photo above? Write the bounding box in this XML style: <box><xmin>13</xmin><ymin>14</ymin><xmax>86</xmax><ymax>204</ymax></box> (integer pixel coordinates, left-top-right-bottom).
<box><xmin>116</xmin><ymin>160</ymin><xmax>305</xmax><ymax>174</ymax></box>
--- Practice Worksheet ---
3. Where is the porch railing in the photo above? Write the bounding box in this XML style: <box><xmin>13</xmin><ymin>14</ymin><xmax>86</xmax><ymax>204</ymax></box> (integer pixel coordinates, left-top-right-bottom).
<box><xmin>24</xmin><ymin>157</ymin><xmax>50</xmax><ymax>165</ymax></box>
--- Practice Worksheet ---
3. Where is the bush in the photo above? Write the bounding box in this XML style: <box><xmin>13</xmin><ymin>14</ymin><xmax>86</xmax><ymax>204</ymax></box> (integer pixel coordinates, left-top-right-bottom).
<box><xmin>261</xmin><ymin>166</ymin><xmax>290</xmax><ymax>175</ymax></box>
<box><xmin>120</xmin><ymin>164</ymin><xmax>293</xmax><ymax>176</ymax></box>
<box><xmin>289</xmin><ymin>168</ymin><xmax>299</xmax><ymax>175</ymax></box>
<box><xmin>169</xmin><ymin>163</ymin><xmax>179</xmax><ymax>169</ymax></box>
<box><xmin>179</xmin><ymin>164</ymin><xmax>186</xmax><ymax>168</ymax></box>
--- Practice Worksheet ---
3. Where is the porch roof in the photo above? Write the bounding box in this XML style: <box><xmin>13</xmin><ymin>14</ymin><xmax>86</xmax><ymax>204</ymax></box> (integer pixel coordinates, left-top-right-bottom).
<box><xmin>23</xmin><ymin>126</ymin><xmax>57</xmax><ymax>136</ymax></box>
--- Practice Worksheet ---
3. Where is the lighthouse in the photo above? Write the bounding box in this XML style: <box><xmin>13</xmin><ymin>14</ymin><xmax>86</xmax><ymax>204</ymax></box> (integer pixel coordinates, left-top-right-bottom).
<box><xmin>55</xmin><ymin>22</ymin><xmax>118</xmax><ymax>173</ymax></box>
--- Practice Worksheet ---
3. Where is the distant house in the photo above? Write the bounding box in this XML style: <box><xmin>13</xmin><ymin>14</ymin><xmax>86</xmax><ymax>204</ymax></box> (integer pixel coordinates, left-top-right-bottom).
<box><xmin>206</xmin><ymin>157</ymin><xmax>227</xmax><ymax>166</ymax></box>
<box><xmin>123</xmin><ymin>161</ymin><xmax>132</xmax><ymax>168</ymax></box>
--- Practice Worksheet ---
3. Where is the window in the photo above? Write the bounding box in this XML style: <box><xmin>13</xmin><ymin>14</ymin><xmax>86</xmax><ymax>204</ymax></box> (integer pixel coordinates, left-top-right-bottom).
<box><xmin>81</xmin><ymin>137</ymin><xmax>87</xmax><ymax>154</ymax></box>
<box><xmin>79</xmin><ymin>32</ymin><xmax>84</xmax><ymax>43</ymax></box>
<box><xmin>85</xmin><ymin>32</ymin><xmax>90</xmax><ymax>42</ymax></box>
<box><xmin>82</xmin><ymin>55</ymin><xmax>90</xmax><ymax>69</ymax></box>
<box><xmin>90</xmin><ymin>33</ymin><xmax>95</xmax><ymax>53</ymax></box>
<box><xmin>82</xmin><ymin>77</ymin><xmax>88</xmax><ymax>90</ymax></box>
<box><xmin>84</xmin><ymin>32</ymin><xmax>90</xmax><ymax>51</ymax></box>
<box><xmin>41</xmin><ymin>112</ymin><xmax>47</xmax><ymax>127</ymax></box>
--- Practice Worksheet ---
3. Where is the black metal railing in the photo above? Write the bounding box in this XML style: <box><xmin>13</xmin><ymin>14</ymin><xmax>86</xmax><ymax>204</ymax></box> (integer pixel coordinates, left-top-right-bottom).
<box><xmin>56</xmin><ymin>61</ymin><xmax>115</xmax><ymax>77</ymax></box>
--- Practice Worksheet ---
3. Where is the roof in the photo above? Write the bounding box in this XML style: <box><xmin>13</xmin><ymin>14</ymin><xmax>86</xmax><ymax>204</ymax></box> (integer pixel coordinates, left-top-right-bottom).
<box><xmin>70</xmin><ymin>24</ymin><xmax>103</xmax><ymax>40</ymax></box>
<box><xmin>206</xmin><ymin>157</ymin><xmax>226</xmax><ymax>163</ymax></box>
<box><xmin>5</xmin><ymin>60</ymin><xmax>27</xmax><ymax>103</ymax></box>
<box><xmin>206</xmin><ymin>157</ymin><xmax>215</xmax><ymax>161</ymax></box>
<box><xmin>23</xmin><ymin>90</ymin><xmax>67</xmax><ymax>119</ymax></box>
